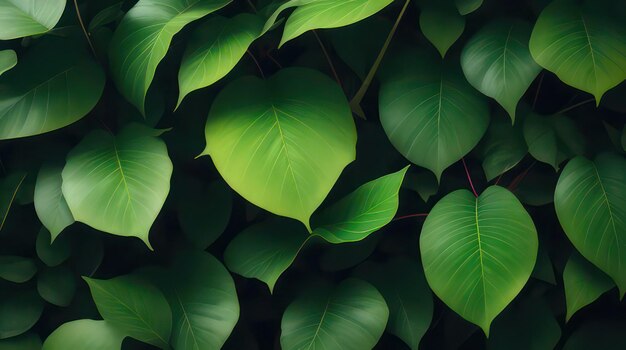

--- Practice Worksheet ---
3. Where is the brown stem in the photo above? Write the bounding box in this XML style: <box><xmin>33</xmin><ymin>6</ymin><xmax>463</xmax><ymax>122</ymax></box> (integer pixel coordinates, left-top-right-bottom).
<box><xmin>392</xmin><ymin>213</ymin><xmax>429</xmax><ymax>222</ymax></box>
<box><xmin>73</xmin><ymin>0</ymin><xmax>96</xmax><ymax>57</ymax></box>
<box><xmin>462</xmin><ymin>158</ymin><xmax>479</xmax><ymax>197</ymax></box>
<box><xmin>312</xmin><ymin>30</ymin><xmax>341</xmax><ymax>87</ymax></box>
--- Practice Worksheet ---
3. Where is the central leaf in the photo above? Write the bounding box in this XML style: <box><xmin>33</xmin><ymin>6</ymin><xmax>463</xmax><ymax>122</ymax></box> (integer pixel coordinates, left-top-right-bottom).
<box><xmin>202</xmin><ymin>68</ymin><xmax>356</xmax><ymax>230</ymax></box>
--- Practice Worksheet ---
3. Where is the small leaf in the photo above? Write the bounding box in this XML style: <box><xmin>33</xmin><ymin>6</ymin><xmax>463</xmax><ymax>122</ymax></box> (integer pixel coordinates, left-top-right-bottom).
<box><xmin>37</xmin><ymin>266</ymin><xmax>76</xmax><ymax>307</ymax></box>
<box><xmin>419</xmin><ymin>7</ymin><xmax>465</xmax><ymax>58</ymax></box>
<box><xmin>313</xmin><ymin>166</ymin><xmax>408</xmax><ymax>243</ymax></box>
<box><xmin>461</xmin><ymin>20</ymin><xmax>541</xmax><ymax>121</ymax></box>
<box><xmin>109</xmin><ymin>0</ymin><xmax>232</xmax><ymax>114</ymax></box>
<box><xmin>478</xmin><ymin>116</ymin><xmax>527</xmax><ymax>181</ymax></box>
<box><xmin>84</xmin><ymin>275</ymin><xmax>172</xmax><ymax>348</ymax></box>
<box><xmin>279</xmin><ymin>0</ymin><xmax>394</xmax><ymax>47</ymax></box>
<box><xmin>177</xmin><ymin>13</ymin><xmax>264</xmax><ymax>107</ymax></box>
<box><xmin>203</xmin><ymin>68</ymin><xmax>356</xmax><ymax>230</ymax></box>
<box><xmin>0</xmin><ymin>256</ymin><xmax>37</xmax><ymax>283</ymax></box>
<box><xmin>0</xmin><ymin>50</ymin><xmax>16</xmax><ymax>76</ymax></box>
<box><xmin>0</xmin><ymin>290</ymin><xmax>44</xmax><ymax>339</ymax></box>
<box><xmin>224</xmin><ymin>219</ymin><xmax>310</xmax><ymax>292</ymax></box>
<box><xmin>529</xmin><ymin>1</ymin><xmax>626</xmax><ymax>104</ymax></box>
<box><xmin>43</xmin><ymin>319</ymin><xmax>126</xmax><ymax>350</ymax></box>
<box><xmin>563</xmin><ymin>252</ymin><xmax>614</xmax><ymax>321</ymax></box>
<box><xmin>0</xmin><ymin>0</ymin><xmax>65</xmax><ymax>39</ymax></box>
<box><xmin>36</xmin><ymin>227</ymin><xmax>71</xmax><ymax>267</ymax></box>
<box><xmin>455</xmin><ymin>0</ymin><xmax>482</xmax><ymax>15</ymax></box>
<box><xmin>280</xmin><ymin>278</ymin><xmax>389</xmax><ymax>350</ymax></box>
<box><xmin>420</xmin><ymin>186</ymin><xmax>538</xmax><ymax>336</ymax></box>
<box><xmin>34</xmin><ymin>164</ymin><xmax>74</xmax><ymax>239</ymax></box>
<box><xmin>62</xmin><ymin>125</ymin><xmax>173</xmax><ymax>249</ymax></box>
<box><xmin>554</xmin><ymin>154</ymin><xmax>626</xmax><ymax>297</ymax></box>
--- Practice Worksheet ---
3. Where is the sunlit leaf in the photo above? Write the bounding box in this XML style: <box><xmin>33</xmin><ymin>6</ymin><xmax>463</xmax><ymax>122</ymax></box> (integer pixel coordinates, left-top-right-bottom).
<box><xmin>43</xmin><ymin>320</ymin><xmax>126</xmax><ymax>350</ymax></box>
<box><xmin>0</xmin><ymin>0</ymin><xmax>65</xmax><ymax>39</ymax></box>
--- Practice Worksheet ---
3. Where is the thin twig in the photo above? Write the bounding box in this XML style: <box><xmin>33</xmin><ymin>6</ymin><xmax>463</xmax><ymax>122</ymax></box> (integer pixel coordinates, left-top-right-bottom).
<box><xmin>247</xmin><ymin>50</ymin><xmax>265</xmax><ymax>78</ymax></box>
<box><xmin>267</xmin><ymin>51</ymin><xmax>283</xmax><ymax>68</ymax></box>
<box><xmin>462</xmin><ymin>158</ymin><xmax>479</xmax><ymax>197</ymax></box>
<box><xmin>555</xmin><ymin>98</ymin><xmax>595</xmax><ymax>114</ymax></box>
<box><xmin>349</xmin><ymin>0</ymin><xmax>411</xmax><ymax>119</ymax></box>
<box><xmin>312</xmin><ymin>30</ymin><xmax>341</xmax><ymax>87</ymax></box>
<box><xmin>508</xmin><ymin>161</ymin><xmax>536</xmax><ymax>191</ymax></box>
<box><xmin>392</xmin><ymin>213</ymin><xmax>429</xmax><ymax>222</ymax></box>
<box><xmin>532</xmin><ymin>72</ymin><xmax>544</xmax><ymax>111</ymax></box>
<box><xmin>494</xmin><ymin>173</ymin><xmax>504</xmax><ymax>186</ymax></box>
<box><xmin>73</xmin><ymin>0</ymin><xmax>96</xmax><ymax>57</ymax></box>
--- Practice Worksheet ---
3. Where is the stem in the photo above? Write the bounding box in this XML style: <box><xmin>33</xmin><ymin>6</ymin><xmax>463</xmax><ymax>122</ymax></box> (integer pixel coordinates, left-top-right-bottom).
<box><xmin>532</xmin><ymin>72</ymin><xmax>544</xmax><ymax>111</ymax></box>
<box><xmin>392</xmin><ymin>213</ymin><xmax>429</xmax><ymax>222</ymax></box>
<box><xmin>313</xmin><ymin>30</ymin><xmax>341</xmax><ymax>87</ymax></box>
<box><xmin>267</xmin><ymin>50</ymin><xmax>283</xmax><ymax>68</ymax></box>
<box><xmin>247</xmin><ymin>0</ymin><xmax>257</xmax><ymax>12</ymax></box>
<box><xmin>494</xmin><ymin>173</ymin><xmax>504</xmax><ymax>186</ymax></box>
<box><xmin>349</xmin><ymin>0</ymin><xmax>410</xmax><ymax>119</ymax></box>
<box><xmin>556</xmin><ymin>98</ymin><xmax>594</xmax><ymax>114</ymax></box>
<box><xmin>247</xmin><ymin>50</ymin><xmax>265</xmax><ymax>79</ymax></box>
<box><xmin>462</xmin><ymin>158</ymin><xmax>479</xmax><ymax>197</ymax></box>
<box><xmin>508</xmin><ymin>161</ymin><xmax>535</xmax><ymax>191</ymax></box>
<box><xmin>73</xmin><ymin>0</ymin><xmax>96</xmax><ymax>57</ymax></box>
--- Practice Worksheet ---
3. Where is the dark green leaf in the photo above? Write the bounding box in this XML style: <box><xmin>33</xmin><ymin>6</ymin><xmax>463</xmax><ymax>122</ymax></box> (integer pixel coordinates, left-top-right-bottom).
<box><xmin>563</xmin><ymin>252</ymin><xmax>614</xmax><ymax>321</ymax></box>
<box><xmin>0</xmin><ymin>256</ymin><xmax>37</xmax><ymax>283</ymax></box>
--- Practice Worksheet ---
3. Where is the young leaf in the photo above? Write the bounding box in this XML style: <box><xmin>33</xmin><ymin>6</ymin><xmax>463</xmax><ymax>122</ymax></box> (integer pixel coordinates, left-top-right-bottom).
<box><xmin>62</xmin><ymin>125</ymin><xmax>173</xmax><ymax>249</ymax></box>
<box><xmin>312</xmin><ymin>166</ymin><xmax>408</xmax><ymax>243</ymax></box>
<box><xmin>379</xmin><ymin>50</ymin><xmax>489</xmax><ymax>180</ymax></box>
<box><xmin>224</xmin><ymin>219</ymin><xmax>310</xmax><ymax>292</ymax></box>
<box><xmin>177</xmin><ymin>14</ymin><xmax>264</xmax><ymax>107</ymax></box>
<box><xmin>280</xmin><ymin>278</ymin><xmax>389</xmax><ymax>350</ymax></box>
<box><xmin>0</xmin><ymin>39</ymin><xmax>104</xmax><ymax>140</ymax></box>
<box><xmin>37</xmin><ymin>266</ymin><xmax>76</xmax><ymax>307</ymax></box>
<box><xmin>461</xmin><ymin>20</ymin><xmax>541</xmax><ymax>122</ymax></box>
<box><xmin>0</xmin><ymin>50</ymin><xmax>16</xmax><ymax>76</ymax></box>
<box><xmin>478</xmin><ymin>116</ymin><xmax>527</xmax><ymax>181</ymax></box>
<box><xmin>554</xmin><ymin>154</ymin><xmax>626</xmax><ymax>297</ymax></box>
<box><xmin>0</xmin><ymin>0</ymin><xmax>65</xmax><ymax>39</ymax></box>
<box><xmin>0</xmin><ymin>290</ymin><xmax>44</xmax><ymax>339</ymax></box>
<box><xmin>202</xmin><ymin>68</ymin><xmax>356</xmax><ymax>231</ymax></box>
<box><xmin>43</xmin><ymin>320</ymin><xmax>126</xmax><ymax>350</ymax></box>
<box><xmin>34</xmin><ymin>164</ymin><xmax>74</xmax><ymax>239</ymax></box>
<box><xmin>563</xmin><ymin>252</ymin><xmax>614</xmax><ymax>321</ymax></box>
<box><xmin>83</xmin><ymin>275</ymin><xmax>172</xmax><ymax>349</ymax></box>
<box><xmin>419</xmin><ymin>8</ymin><xmax>465</xmax><ymax>58</ymax></box>
<box><xmin>529</xmin><ymin>1</ymin><xmax>626</xmax><ymax>105</ymax></box>
<box><xmin>279</xmin><ymin>0</ymin><xmax>394</xmax><ymax>47</ymax></box>
<box><xmin>108</xmin><ymin>0</ymin><xmax>232</xmax><ymax>114</ymax></box>
<box><xmin>420</xmin><ymin>186</ymin><xmax>538</xmax><ymax>336</ymax></box>
<box><xmin>0</xmin><ymin>256</ymin><xmax>37</xmax><ymax>283</ymax></box>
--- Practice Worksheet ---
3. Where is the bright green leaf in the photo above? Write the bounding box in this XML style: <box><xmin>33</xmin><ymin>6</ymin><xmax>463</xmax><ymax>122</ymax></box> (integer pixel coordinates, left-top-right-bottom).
<box><xmin>281</xmin><ymin>278</ymin><xmax>389</xmax><ymax>350</ymax></box>
<box><xmin>461</xmin><ymin>20</ymin><xmax>541</xmax><ymax>121</ymax></box>
<box><xmin>554</xmin><ymin>154</ymin><xmax>626</xmax><ymax>297</ymax></box>
<box><xmin>62</xmin><ymin>125</ymin><xmax>173</xmax><ymax>249</ymax></box>
<box><xmin>478</xmin><ymin>116</ymin><xmax>527</xmax><ymax>181</ymax></box>
<box><xmin>84</xmin><ymin>275</ymin><xmax>172</xmax><ymax>348</ymax></box>
<box><xmin>0</xmin><ymin>256</ymin><xmax>37</xmax><ymax>283</ymax></box>
<box><xmin>108</xmin><ymin>0</ymin><xmax>232</xmax><ymax>114</ymax></box>
<box><xmin>529</xmin><ymin>1</ymin><xmax>626</xmax><ymax>105</ymax></box>
<box><xmin>37</xmin><ymin>266</ymin><xmax>76</xmax><ymax>307</ymax></box>
<box><xmin>312</xmin><ymin>166</ymin><xmax>408</xmax><ymax>243</ymax></box>
<box><xmin>202</xmin><ymin>68</ymin><xmax>356</xmax><ymax>230</ymax></box>
<box><xmin>0</xmin><ymin>50</ymin><xmax>16</xmax><ymax>76</ymax></box>
<box><xmin>419</xmin><ymin>8</ymin><xmax>465</xmax><ymax>58</ymax></box>
<box><xmin>0</xmin><ymin>0</ymin><xmax>65</xmax><ymax>39</ymax></box>
<box><xmin>420</xmin><ymin>186</ymin><xmax>538</xmax><ymax>336</ymax></box>
<box><xmin>0</xmin><ymin>290</ymin><xmax>43</xmax><ymax>339</ymax></box>
<box><xmin>563</xmin><ymin>252</ymin><xmax>614</xmax><ymax>321</ymax></box>
<box><xmin>34</xmin><ymin>164</ymin><xmax>74</xmax><ymax>239</ymax></box>
<box><xmin>43</xmin><ymin>319</ymin><xmax>126</xmax><ymax>350</ymax></box>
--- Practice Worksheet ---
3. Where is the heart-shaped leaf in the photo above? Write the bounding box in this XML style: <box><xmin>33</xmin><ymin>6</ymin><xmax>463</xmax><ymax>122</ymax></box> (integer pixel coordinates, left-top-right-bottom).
<box><xmin>0</xmin><ymin>0</ymin><xmax>65</xmax><ymax>39</ymax></box>
<box><xmin>0</xmin><ymin>50</ymin><xmax>16</xmax><ymax>76</ymax></box>
<box><xmin>313</xmin><ymin>166</ymin><xmax>408</xmax><ymax>243</ymax></box>
<box><xmin>0</xmin><ymin>39</ymin><xmax>104</xmax><ymax>140</ymax></box>
<box><xmin>62</xmin><ymin>125</ymin><xmax>173</xmax><ymax>248</ymax></box>
<box><xmin>461</xmin><ymin>20</ymin><xmax>541</xmax><ymax>121</ymax></box>
<box><xmin>379</xmin><ymin>50</ymin><xmax>489</xmax><ymax>180</ymax></box>
<box><xmin>43</xmin><ymin>320</ymin><xmax>126</xmax><ymax>350</ymax></box>
<box><xmin>202</xmin><ymin>68</ymin><xmax>356</xmax><ymax>230</ymax></box>
<box><xmin>108</xmin><ymin>0</ymin><xmax>232</xmax><ymax>114</ymax></box>
<box><xmin>419</xmin><ymin>7</ymin><xmax>465</xmax><ymax>58</ymax></box>
<box><xmin>420</xmin><ymin>186</ymin><xmax>538</xmax><ymax>335</ymax></box>
<box><xmin>529</xmin><ymin>1</ymin><xmax>626</xmax><ymax>104</ymax></box>
<box><xmin>554</xmin><ymin>154</ymin><xmax>626</xmax><ymax>296</ymax></box>
<box><xmin>563</xmin><ymin>252</ymin><xmax>614</xmax><ymax>321</ymax></box>
<box><xmin>281</xmin><ymin>278</ymin><xmax>389</xmax><ymax>350</ymax></box>
<box><xmin>0</xmin><ymin>256</ymin><xmax>37</xmax><ymax>283</ymax></box>
<box><xmin>34</xmin><ymin>164</ymin><xmax>74</xmax><ymax>239</ymax></box>
<box><xmin>84</xmin><ymin>275</ymin><xmax>172</xmax><ymax>349</ymax></box>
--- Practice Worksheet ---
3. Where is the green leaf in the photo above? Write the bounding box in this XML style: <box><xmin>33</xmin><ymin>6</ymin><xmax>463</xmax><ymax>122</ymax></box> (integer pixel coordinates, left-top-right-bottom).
<box><xmin>0</xmin><ymin>39</ymin><xmax>105</xmax><ymax>140</ymax></box>
<box><xmin>0</xmin><ymin>50</ymin><xmax>16</xmax><ymax>76</ymax></box>
<box><xmin>563</xmin><ymin>321</ymin><xmax>626</xmax><ymax>350</ymax></box>
<box><xmin>529</xmin><ymin>1</ymin><xmax>626</xmax><ymax>105</ymax></box>
<box><xmin>354</xmin><ymin>258</ymin><xmax>433</xmax><ymax>350</ymax></box>
<box><xmin>88</xmin><ymin>2</ymin><xmax>124</xmax><ymax>32</ymax></box>
<box><xmin>0</xmin><ymin>0</ymin><xmax>65</xmax><ymax>39</ymax></box>
<box><xmin>43</xmin><ymin>319</ymin><xmax>126</xmax><ymax>350</ymax></box>
<box><xmin>36</xmin><ymin>227</ymin><xmax>71</xmax><ymax>267</ymax></box>
<box><xmin>62</xmin><ymin>125</ymin><xmax>173</xmax><ymax>249</ymax></box>
<box><xmin>312</xmin><ymin>166</ymin><xmax>408</xmax><ymax>243</ymax></box>
<box><xmin>0</xmin><ymin>333</ymin><xmax>41</xmax><ymax>350</ymax></box>
<box><xmin>420</xmin><ymin>186</ymin><xmax>538</xmax><ymax>336</ymax></box>
<box><xmin>224</xmin><ymin>219</ymin><xmax>310</xmax><ymax>292</ymax></box>
<box><xmin>0</xmin><ymin>256</ymin><xmax>37</xmax><ymax>283</ymax></box>
<box><xmin>0</xmin><ymin>173</ymin><xmax>26</xmax><ymax>231</ymax></box>
<box><xmin>177</xmin><ymin>13</ymin><xmax>264</xmax><ymax>107</ymax></box>
<box><xmin>379</xmin><ymin>51</ymin><xmax>489</xmax><ymax>180</ymax></box>
<box><xmin>478</xmin><ymin>116</ymin><xmax>527</xmax><ymax>181</ymax></box>
<box><xmin>160</xmin><ymin>251</ymin><xmax>239</xmax><ymax>350</ymax></box>
<box><xmin>202</xmin><ymin>68</ymin><xmax>356</xmax><ymax>231</ymax></box>
<box><xmin>84</xmin><ymin>275</ymin><xmax>172</xmax><ymax>348</ymax></box>
<box><xmin>0</xmin><ymin>290</ymin><xmax>43</xmax><ymax>339</ymax></box>
<box><xmin>523</xmin><ymin>113</ymin><xmax>584</xmax><ymax>170</ymax></box>
<box><xmin>554</xmin><ymin>154</ymin><xmax>626</xmax><ymax>297</ymax></box>
<box><xmin>461</xmin><ymin>20</ymin><xmax>541</xmax><ymax>121</ymax></box>
<box><xmin>280</xmin><ymin>278</ymin><xmax>389</xmax><ymax>350</ymax></box>
<box><xmin>279</xmin><ymin>0</ymin><xmax>394</xmax><ymax>47</ymax></box>
<box><xmin>108</xmin><ymin>0</ymin><xmax>232</xmax><ymax>114</ymax></box>
<box><xmin>455</xmin><ymin>0</ymin><xmax>482</xmax><ymax>15</ymax></box>
<box><xmin>563</xmin><ymin>252</ymin><xmax>614</xmax><ymax>321</ymax></box>
<box><xmin>34</xmin><ymin>164</ymin><xmax>74</xmax><ymax>239</ymax></box>
<box><xmin>37</xmin><ymin>266</ymin><xmax>76</xmax><ymax>307</ymax></box>
<box><xmin>419</xmin><ymin>8</ymin><xmax>465</xmax><ymax>58</ymax></box>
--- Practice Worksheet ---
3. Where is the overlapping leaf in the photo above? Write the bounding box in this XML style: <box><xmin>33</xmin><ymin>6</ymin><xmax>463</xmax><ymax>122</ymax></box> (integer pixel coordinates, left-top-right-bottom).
<box><xmin>0</xmin><ymin>0</ymin><xmax>65</xmax><ymax>39</ymax></box>
<box><xmin>563</xmin><ymin>252</ymin><xmax>614</xmax><ymax>321</ymax></box>
<box><xmin>0</xmin><ymin>50</ymin><xmax>16</xmax><ymax>76</ymax></box>
<box><xmin>34</xmin><ymin>164</ymin><xmax>74</xmax><ymax>239</ymax></box>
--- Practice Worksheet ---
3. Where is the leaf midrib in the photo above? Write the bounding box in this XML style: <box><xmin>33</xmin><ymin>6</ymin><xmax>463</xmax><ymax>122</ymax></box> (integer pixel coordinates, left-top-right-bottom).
<box><xmin>474</xmin><ymin>197</ymin><xmax>488</xmax><ymax>326</ymax></box>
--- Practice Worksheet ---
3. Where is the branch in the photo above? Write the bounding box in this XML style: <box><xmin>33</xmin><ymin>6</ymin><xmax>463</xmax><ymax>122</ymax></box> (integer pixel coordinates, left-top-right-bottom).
<box><xmin>73</xmin><ymin>0</ymin><xmax>96</xmax><ymax>57</ymax></box>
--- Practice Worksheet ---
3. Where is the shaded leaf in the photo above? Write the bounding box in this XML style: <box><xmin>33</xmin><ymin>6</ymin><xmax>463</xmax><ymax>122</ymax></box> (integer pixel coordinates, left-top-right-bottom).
<box><xmin>0</xmin><ymin>256</ymin><xmax>37</xmax><ymax>283</ymax></box>
<box><xmin>37</xmin><ymin>266</ymin><xmax>76</xmax><ymax>307</ymax></box>
<box><xmin>36</xmin><ymin>227</ymin><xmax>71</xmax><ymax>267</ymax></box>
<box><xmin>0</xmin><ymin>290</ymin><xmax>43</xmax><ymax>339</ymax></box>
<box><xmin>420</xmin><ymin>7</ymin><xmax>465</xmax><ymax>58</ymax></box>
<box><xmin>563</xmin><ymin>252</ymin><xmax>614</xmax><ymax>321</ymax></box>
